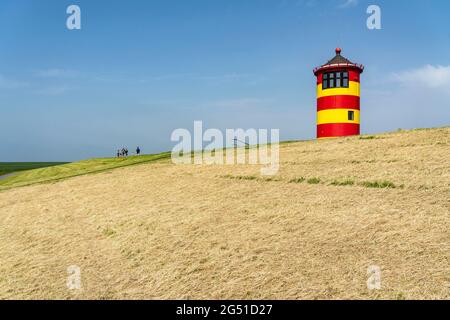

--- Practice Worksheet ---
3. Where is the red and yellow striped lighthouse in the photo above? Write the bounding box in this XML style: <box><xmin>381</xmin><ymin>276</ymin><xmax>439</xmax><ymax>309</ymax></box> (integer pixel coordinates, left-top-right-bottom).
<box><xmin>313</xmin><ymin>48</ymin><xmax>364</xmax><ymax>139</ymax></box>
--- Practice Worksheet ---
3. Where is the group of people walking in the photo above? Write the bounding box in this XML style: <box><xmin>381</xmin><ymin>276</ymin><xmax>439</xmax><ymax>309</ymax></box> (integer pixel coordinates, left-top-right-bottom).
<box><xmin>117</xmin><ymin>146</ymin><xmax>140</xmax><ymax>158</ymax></box>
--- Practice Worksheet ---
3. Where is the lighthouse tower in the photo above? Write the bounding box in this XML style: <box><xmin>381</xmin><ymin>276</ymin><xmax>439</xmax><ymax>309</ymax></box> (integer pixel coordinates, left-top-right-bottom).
<box><xmin>313</xmin><ymin>48</ymin><xmax>364</xmax><ymax>139</ymax></box>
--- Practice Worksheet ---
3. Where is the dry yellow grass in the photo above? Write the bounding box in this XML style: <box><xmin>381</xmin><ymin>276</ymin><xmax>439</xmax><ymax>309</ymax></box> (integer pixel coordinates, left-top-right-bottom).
<box><xmin>0</xmin><ymin>127</ymin><xmax>449</xmax><ymax>300</ymax></box>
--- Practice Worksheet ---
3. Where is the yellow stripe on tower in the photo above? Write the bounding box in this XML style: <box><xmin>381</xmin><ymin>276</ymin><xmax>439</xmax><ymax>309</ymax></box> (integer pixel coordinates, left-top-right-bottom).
<box><xmin>317</xmin><ymin>109</ymin><xmax>360</xmax><ymax>125</ymax></box>
<box><xmin>317</xmin><ymin>81</ymin><xmax>360</xmax><ymax>98</ymax></box>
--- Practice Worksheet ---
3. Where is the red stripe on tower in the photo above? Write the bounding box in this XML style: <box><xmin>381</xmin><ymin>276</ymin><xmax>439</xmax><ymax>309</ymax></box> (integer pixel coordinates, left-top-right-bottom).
<box><xmin>317</xmin><ymin>123</ymin><xmax>360</xmax><ymax>138</ymax></box>
<box><xmin>317</xmin><ymin>95</ymin><xmax>360</xmax><ymax>111</ymax></box>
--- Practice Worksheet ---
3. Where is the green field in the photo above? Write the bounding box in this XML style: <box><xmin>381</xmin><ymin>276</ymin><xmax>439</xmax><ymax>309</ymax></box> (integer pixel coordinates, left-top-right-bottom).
<box><xmin>0</xmin><ymin>153</ymin><xmax>172</xmax><ymax>191</ymax></box>
<box><xmin>0</xmin><ymin>162</ymin><xmax>68</xmax><ymax>176</ymax></box>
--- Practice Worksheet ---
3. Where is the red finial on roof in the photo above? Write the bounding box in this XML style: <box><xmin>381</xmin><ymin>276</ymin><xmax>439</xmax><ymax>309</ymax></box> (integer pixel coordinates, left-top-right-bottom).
<box><xmin>335</xmin><ymin>48</ymin><xmax>342</xmax><ymax>55</ymax></box>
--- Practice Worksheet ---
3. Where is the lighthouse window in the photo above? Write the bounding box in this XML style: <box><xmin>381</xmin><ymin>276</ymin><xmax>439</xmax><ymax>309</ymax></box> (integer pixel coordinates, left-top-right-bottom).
<box><xmin>322</xmin><ymin>73</ymin><xmax>329</xmax><ymax>89</ymax></box>
<box><xmin>342</xmin><ymin>77</ymin><xmax>349</xmax><ymax>88</ymax></box>
<box><xmin>342</xmin><ymin>71</ymin><xmax>349</xmax><ymax>88</ymax></box>
<box><xmin>322</xmin><ymin>71</ymin><xmax>350</xmax><ymax>89</ymax></box>
<box><xmin>348</xmin><ymin>110</ymin><xmax>355</xmax><ymax>121</ymax></box>
<box><xmin>329</xmin><ymin>73</ymin><xmax>335</xmax><ymax>88</ymax></box>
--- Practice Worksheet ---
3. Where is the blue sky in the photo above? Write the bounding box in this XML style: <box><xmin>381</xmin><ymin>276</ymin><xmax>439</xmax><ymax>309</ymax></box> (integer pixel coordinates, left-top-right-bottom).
<box><xmin>0</xmin><ymin>0</ymin><xmax>449</xmax><ymax>161</ymax></box>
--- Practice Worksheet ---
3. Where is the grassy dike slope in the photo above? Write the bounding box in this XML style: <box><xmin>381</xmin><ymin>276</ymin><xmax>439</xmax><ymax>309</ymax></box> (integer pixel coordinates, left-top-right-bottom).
<box><xmin>0</xmin><ymin>153</ymin><xmax>171</xmax><ymax>191</ymax></box>
<box><xmin>0</xmin><ymin>127</ymin><xmax>449</xmax><ymax>299</ymax></box>
<box><xmin>0</xmin><ymin>162</ymin><xmax>68</xmax><ymax>177</ymax></box>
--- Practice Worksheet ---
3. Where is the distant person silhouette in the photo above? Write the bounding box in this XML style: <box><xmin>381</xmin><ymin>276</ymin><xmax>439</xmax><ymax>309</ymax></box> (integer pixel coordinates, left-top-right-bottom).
<box><xmin>136</xmin><ymin>146</ymin><xmax>140</xmax><ymax>155</ymax></box>
<box><xmin>117</xmin><ymin>150</ymin><xmax>120</xmax><ymax>158</ymax></box>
